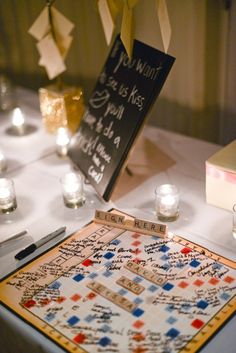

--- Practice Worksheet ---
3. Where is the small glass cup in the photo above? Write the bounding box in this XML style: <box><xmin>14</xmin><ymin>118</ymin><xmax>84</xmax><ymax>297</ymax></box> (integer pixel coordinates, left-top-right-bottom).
<box><xmin>232</xmin><ymin>204</ymin><xmax>236</xmax><ymax>240</ymax></box>
<box><xmin>0</xmin><ymin>75</ymin><xmax>15</xmax><ymax>111</ymax></box>
<box><xmin>155</xmin><ymin>184</ymin><xmax>179</xmax><ymax>222</ymax></box>
<box><xmin>60</xmin><ymin>172</ymin><xmax>85</xmax><ymax>209</ymax></box>
<box><xmin>0</xmin><ymin>178</ymin><xmax>17</xmax><ymax>214</ymax></box>
<box><xmin>0</xmin><ymin>150</ymin><xmax>7</xmax><ymax>173</ymax></box>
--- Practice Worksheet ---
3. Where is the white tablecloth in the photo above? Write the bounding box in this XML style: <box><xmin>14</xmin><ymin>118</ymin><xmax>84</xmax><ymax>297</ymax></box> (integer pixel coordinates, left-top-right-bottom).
<box><xmin>0</xmin><ymin>87</ymin><xmax>235</xmax><ymax>353</ymax></box>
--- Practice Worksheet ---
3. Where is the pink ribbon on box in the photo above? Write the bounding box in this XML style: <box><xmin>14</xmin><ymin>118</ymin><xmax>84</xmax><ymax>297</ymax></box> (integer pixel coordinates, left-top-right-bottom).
<box><xmin>206</xmin><ymin>164</ymin><xmax>236</xmax><ymax>184</ymax></box>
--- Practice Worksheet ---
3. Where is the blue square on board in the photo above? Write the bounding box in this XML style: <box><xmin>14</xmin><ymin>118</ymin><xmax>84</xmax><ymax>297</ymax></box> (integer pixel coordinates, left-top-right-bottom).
<box><xmin>166</xmin><ymin>328</ymin><xmax>180</xmax><ymax>339</ymax></box>
<box><xmin>103</xmin><ymin>270</ymin><xmax>113</xmax><ymax>278</ymax></box>
<box><xmin>99</xmin><ymin>337</ymin><xmax>111</xmax><ymax>347</ymax></box>
<box><xmin>132</xmin><ymin>308</ymin><xmax>144</xmax><ymax>317</ymax></box>
<box><xmin>165</xmin><ymin>304</ymin><xmax>175</xmax><ymax>312</ymax></box>
<box><xmin>163</xmin><ymin>283</ymin><xmax>174</xmax><ymax>291</ymax></box>
<box><xmin>212</xmin><ymin>263</ymin><xmax>222</xmax><ymax>270</ymax></box>
<box><xmin>176</xmin><ymin>261</ymin><xmax>185</xmax><ymax>268</ymax></box>
<box><xmin>161</xmin><ymin>254</ymin><xmax>170</xmax><ymax>261</ymax></box>
<box><xmin>84</xmin><ymin>314</ymin><xmax>95</xmax><ymax>323</ymax></box>
<box><xmin>133</xmin><ymin>297</ymin><xmax>143</xmax><ymax>305</ymax></box>
<box><xmin>101</xmin><ymin>324</ymin><xmax>111</xmax><ymax>333</ymax></box>
<box><xmin>88</xmin><ymin>272</ymin><xmax>98</xmax><ymax>279</ymax></box>
<box><xmin>220</xmin><ymin>292</ymin><xmax>231</xmax><ymax>301</ymax></box>
<box><xmin>133</xmin><ymin>276</ymin><xmax>143</xmax><ymax>283</ymax></box>
<box><xmin>166</xmin><ymin>316</ymin><xmax>177</xmax><ymax>325</ymax></box>
<box><xmin>197</xmin><ymin>300</ymin><xmax>208</xmax><ymax>310</ymax></box>
<box><xmin>73</xmin><ymin>274</ymin><xmax>84</xmax><ymax>282</ymax></box>
<box><xmin>189</xmin><ymin>259</ymin><xmax>201</xmax><ymax>268</ymax></box>
<box><xmin>162</xmin><ymin>263</ymin><xmax>171</xmax><ymax>271</ymax></box>
<box><xmin>67</xmin><ymin>315</ymin><xmax>80</xmax><ymax>326</ymax></box>
<box><xmin>104</xmin><ymin>261</ymin><xmax>113</xmax><ymax>268</ymax></box>
<box><xmin>118</xmin><ymin>288</ymin><xmax>128</xmax><ymax>296</ymax></box>
<box><xmin>148</xmin><ymin>284</ymin><xmax>159</xmax><ymax>293</ymax></box>
<box><xmin>110</xmin><ymin>239</ymin><xmax>121</xmax><ymax>245</ymax></box>
<box><xmin>182</xmin><ymin>303</ymin><xmax>191</xmax><ymax>311</ymax></box>
<box><xmin>151</xmin><ymin>235</ymin><xmax>159</xmax><ymax>240</ymax></box>
<box><xmin>104</xmin><ymin>252</ymin><xmax>115</xmax><ymax>259</ymax></box>
<box><xmin>44</xmin><ymin>312</ymin><xmax>55</xmax><ymax>322</ymax></box>
<box><xmin>159</xmin><ymin>245</ymin><xmax>170</xmax><ymax>253</ymax></box>
<box><xmin>49</xmin><ymin>281</ymin><xmax>61</xmax><ymax>289</ymax></box>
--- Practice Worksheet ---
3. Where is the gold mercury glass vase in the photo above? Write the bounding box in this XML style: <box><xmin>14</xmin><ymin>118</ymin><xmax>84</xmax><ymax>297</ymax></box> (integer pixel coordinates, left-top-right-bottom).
<box><xmin>39</xmin><ymin>83</ymin><xmax>85</xmax><ymax>133</ymax></box>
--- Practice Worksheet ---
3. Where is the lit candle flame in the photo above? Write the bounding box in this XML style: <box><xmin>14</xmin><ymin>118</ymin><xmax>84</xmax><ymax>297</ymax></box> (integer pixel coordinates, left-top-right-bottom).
<box><xmin>56</xmin><ymin>127</ymin><xmax>71</xmax><ymax>147</ymax></box>
<box><xmin>12</xmin><ymin>107</ymin><xmax>25</xmax><ymax>127</ymax></box>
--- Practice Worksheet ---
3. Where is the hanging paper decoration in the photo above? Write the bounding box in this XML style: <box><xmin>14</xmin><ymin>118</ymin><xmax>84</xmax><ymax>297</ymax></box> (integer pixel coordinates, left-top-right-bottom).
<box><xmin>28</xmin><ymin>1</ymin><xmax>74</xmax><ymax>80</ymax></box>
<box><xmin>156</xmin><ymin>0</ymin><xmax>171</xmax><ymax>53</ymax></box>
<box><xmin>120</xmin><ymin>0</ymin><xmax>135</xmax><ymax>58</ymax></box>
<box><xmin>97</xmin><ymin>0</ymin><xmax>172</xmax><ymax>57</ymax></box>
<box><xmin>97</xmin><ymin>0</ymin><xmax>138</xmax><ymax>58</ymax></box>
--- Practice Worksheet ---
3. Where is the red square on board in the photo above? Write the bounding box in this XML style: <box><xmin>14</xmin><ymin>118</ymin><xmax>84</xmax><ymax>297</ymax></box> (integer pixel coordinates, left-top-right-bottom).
<box><xmin>82</xmin><ymin>259</ymin><xmax>93</xmax><ymax>267</ymax></box>
<box><xmin>87</xmin><ymin>292</ymin><xmax>96</xmax><ymax>300</ymax></box>
<box><xmin>178</xmin><ymin>281</ymin><xmax>189</xmax><ymax>289</ymax></box>
<box><xmin>56</xmin><ymin>296</ymin><xmax>66</xmax><ymax>303</ymax></box>
<box><xmin>133</xmin><ymin>333</ymin><xmax>145</xmax><ymax>342</ymax></box>
<box><xmin>180</xmin><ymin>247</ymin><xmax>192</xmax><ymax>255</ymax></box>
<box><xmin>133</xmin><ymin>320</ymin><xmax>144</xmax><ymax>329</ymax></box>
<box><xmin>24</xmin><ymin>299</ymin><xmax>36</xmax><ymax>308</ymax></box>
<box><xmin>191</xmin><ymin>319</ymin><xmax>204</xmax><ymax>329</ymax></box>
<box><xmin>132</xmin><ymin>241</ymin><xmax>141</xmax><ymax>247</ymax></box>
<box><xmin>193</xmin><ymin>279</ymin><xmax>204</xmax><ymax>287</ymax></box>
<box><xmin>209</xmin><ymin>277</ymin><xmax>220</xmax><ymax>285</ymax></box>
<box><xmin>224</xmin><ymin>276</ymin><xmax>235</xmax><ymax>284</ymax></box>
<box><xmin>132</xmin><ymin>248</ymin><xmax>142</xmax><ymax>255</ymax></box>
<box><xmin>39</xmin><ymin>298</ymin><xmax>51</xmax><ymax>306</ymax></box>
<box><xmin>132</xmin><ymin>347</ymin><xmax>147</xmax><ymax>353</ymax></box>
<box><xmin>70</xmin><ymin>293</ymin><xmax>82</xmax><ymax>302</ymax></box>
<box><xmin>132</xmin><ymin>233</ymin><xmax>141</xmax><ymax>239</ymax></box>
<box><xmin>73</xmin><ymin>333</ymin><xmax>86</xmax><ymax>344</ymax></box>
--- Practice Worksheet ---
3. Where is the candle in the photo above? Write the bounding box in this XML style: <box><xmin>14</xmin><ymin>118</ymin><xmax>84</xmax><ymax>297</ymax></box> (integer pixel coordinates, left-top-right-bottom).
<box><xmin>60</xmin><ymin>172</ymin><xmax>85</xmax><ymax>208</ymax></box>
<box><xmin>56</xmin><ymin>127</ymin><xmax>71</xmax><ymax>157</ymax></box>
<box><xmin>11</xmin><ymin>107</ymin><xmax>25</xmax><ymax>135</ymax></box>
<box><xmin>155</xmin><ymin>184</ymin><xmax>179</xmax><ymax>221</ymax></box>
<box><xmin>0</xmin><ymin>150</ymin><xmax>7</xmax><ymax>173</ymax></box>
<box><xmin>0</xmin><ymin>178</ymin><xmax>17</xmax><ymax>214</ymax></box>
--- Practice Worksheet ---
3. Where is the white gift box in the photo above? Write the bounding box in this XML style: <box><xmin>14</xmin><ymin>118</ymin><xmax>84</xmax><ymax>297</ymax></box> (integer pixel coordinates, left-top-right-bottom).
<box><xmin>206</xmin><ymin>140</ymin><xmax>236</xmax><ymax>211</ymax></box>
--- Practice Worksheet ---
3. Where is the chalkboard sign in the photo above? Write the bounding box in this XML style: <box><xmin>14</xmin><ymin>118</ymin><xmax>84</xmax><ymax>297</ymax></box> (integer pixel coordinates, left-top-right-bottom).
<box><xmin>68</xmin><ymin>35</ymin><xmax>175</xmax><ymax>201</ymax></box>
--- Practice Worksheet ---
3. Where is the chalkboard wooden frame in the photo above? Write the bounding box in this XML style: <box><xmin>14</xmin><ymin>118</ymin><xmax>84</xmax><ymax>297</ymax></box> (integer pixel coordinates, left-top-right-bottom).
<box><xmin>68</xmin><ymin>35</ymin><xmax>175</xmax><ymax>201</ymax></box>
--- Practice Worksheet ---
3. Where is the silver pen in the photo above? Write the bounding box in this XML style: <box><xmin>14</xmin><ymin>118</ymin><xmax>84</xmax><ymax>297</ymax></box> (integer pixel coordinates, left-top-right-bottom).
<box><xmin>15</xmin><ymin>226</ymin><xmax>66</xmax><ymax>260</ymax></box>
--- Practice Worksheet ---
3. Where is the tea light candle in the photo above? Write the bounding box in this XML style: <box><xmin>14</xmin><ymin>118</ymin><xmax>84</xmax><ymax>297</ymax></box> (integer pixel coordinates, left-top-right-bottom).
<box><xmin>0</xmin><ymin>150</ymin><xmax>7</xmax><ymax>173</ymax></box>
<box><xmin>155</xmin><ymin>184</ymin><xmax>179</xmax><ymax>221</ymax></box>
<box><xmin>12</xmin><ymin>107</ymin><xmax>25</xmax><ymax>135</ymax></box>
<box><xmin>0</xmin><ymin>178</ymin><xmax>17</xmax><ymax>214</ymax></box>
<box><xmin>56</xmin><ymin>127</ymin><xmax>71</xmax><ymax>157</ymax></box>
<box><xmin>60</xmin><ymin>172</ymin><xmax>85</xmax><ymax>208</ymax></box>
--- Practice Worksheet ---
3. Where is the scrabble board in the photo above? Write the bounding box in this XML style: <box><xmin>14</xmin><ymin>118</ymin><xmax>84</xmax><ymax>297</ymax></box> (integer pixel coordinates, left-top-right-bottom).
<box><xmin>0</xmin><ymin>210</ymin><xmax>235</xmax><ymax>353</ymax></box>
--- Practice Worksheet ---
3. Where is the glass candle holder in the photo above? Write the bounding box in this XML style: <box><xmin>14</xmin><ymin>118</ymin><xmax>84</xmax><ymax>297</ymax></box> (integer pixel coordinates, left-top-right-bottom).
<box><xmin>0</xmin><ymin>150</ymin><xmax>7</xmax><ymax>173</ymax></box>
<box><xmin>5</xmin><ymin>107</ymin><xmax>37</xmax><ymax>136</ymax></box>
<box><xmin>0</xmin><ymin>74</ymin><xmax>16</xmax><ymax>111</ymax></box>
<box><xmin>60</xmin><ymin>172</ymin><xmax>85</xmax><ymax>209</ymax></box>
<box><xmin>232</xmin><ymin>204</ymin><xmax>236</xmax><ymax>240</ymax></box>
<box><xmin>0</xmin><ymin>178</ymin><xmax>17</xmax><ymax>214</ymax></box>
<box><xmin>155</xmin><ymin>184</ymin><xmax>179</xmax><ymax>222</ymax></box>
<box><xmin>56</xmin><ymin>127</ymin><xmax>71</xmax><ymax>157</ymax></box>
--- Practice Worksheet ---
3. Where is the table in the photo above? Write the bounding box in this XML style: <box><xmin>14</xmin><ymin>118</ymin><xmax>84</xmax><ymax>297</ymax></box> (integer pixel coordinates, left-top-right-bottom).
<box><xmin>0</xmin><ymin>87</ymin><xmax>235</xmax><ymax>353</ymax></box>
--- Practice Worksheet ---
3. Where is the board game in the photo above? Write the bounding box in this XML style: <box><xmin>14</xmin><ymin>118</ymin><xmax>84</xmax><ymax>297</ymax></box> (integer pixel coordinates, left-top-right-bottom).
<box><xmin>0</xmin><ymin>209</ymin><xmax>235</xmax><ymax>353</ymax></box>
